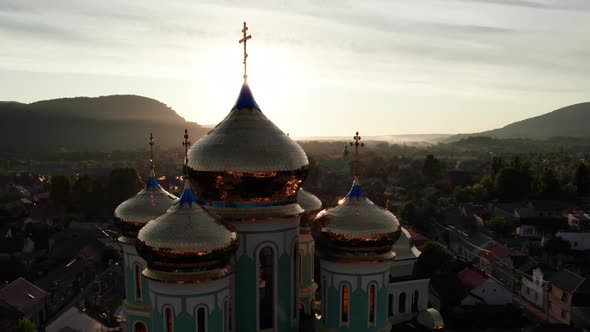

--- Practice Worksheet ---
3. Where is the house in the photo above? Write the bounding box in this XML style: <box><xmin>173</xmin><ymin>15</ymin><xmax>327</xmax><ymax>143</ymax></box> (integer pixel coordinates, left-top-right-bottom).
<box><xmin>457</xmin><ymin>267</ymin><xmax>512</xmax><ymax>306</ymax></box>
<box><xmin>567</xmin><ymin>211</ymin><xmax>590</xmax><ymax>229</ymax></box>
<box><xmin>545</xmin><ymin>270</ymin><xmax>590</xmax><ymax>325</ymax></box>
<box><xmin>479</xmin><ymin>245</ymin><xmax>514</xmax><ymax>288</ymax></box>
<box><xmin>555</xmin><ymin>232</ymin><xmax>590</xmax><ymax>251</ymax></box>
<box><xmin>448</xmin><ymin>229</ymin><xmax>495</xmax><ymax>264</ymax></box>
<box><xmin>520</xmin><ymin>264</ymin><xmax>555</xmax><ymax>309</ymax></box>
<box><xmin>516</xmin><ymin>218</ymin><xmax>566</xmax><ymax>239</ymax></box>
<box><xmin>0</xmin><ymin>277</ymin><xmax>47</xmax><ymax>328</ymax></box>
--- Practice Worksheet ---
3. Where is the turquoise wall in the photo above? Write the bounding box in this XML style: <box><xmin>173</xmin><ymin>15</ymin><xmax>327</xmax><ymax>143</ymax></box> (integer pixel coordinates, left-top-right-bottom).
<box><xmin>321</xmin><ymin>273</ymin><xmax>390</xmax><ymax>331</ymax></box>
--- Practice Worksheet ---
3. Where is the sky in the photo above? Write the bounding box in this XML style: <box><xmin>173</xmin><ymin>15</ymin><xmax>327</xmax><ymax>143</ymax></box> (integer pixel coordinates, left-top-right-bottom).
<box><xmin>0</xmin><ymin>0</ymin><xmax>589</xmax><ymax>137</ymax></box>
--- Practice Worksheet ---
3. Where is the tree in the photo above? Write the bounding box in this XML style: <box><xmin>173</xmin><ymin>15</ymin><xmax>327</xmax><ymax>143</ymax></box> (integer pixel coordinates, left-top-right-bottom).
<box><xmin>107</xmin><ymin>168</ymin><xmax>143</xmax><ymax>210</ymax></box>
<box><xmin>399</xmin><ymin>201</ymin><xmax>417</xmax><ymax>224</ymax></box>
<box><xmin>416</xmin><ymin>241</ymin><xmax>454</xmax><ymax>276</ymax></box>
<box><xmin>574</xmin><ymin>162</ymin><xmax>590</xmax><ymax>196</ymax></box>
<box><xmin>522</xmin><ymin>241</ymin><xmax>542</xmax><ymax>257</ymax></box>
<box><xmin>534</xmin><ymin>167</ymin><xmax>562</xmax><ymax>200</ymax></box>
<box><xmin>15</xmin><ymin>318</ymin><xmax>37</xmax><ymax>332</ymax></box>
<box><xmin>50</xmin><ymin>175</ymin><xmax>70</xmax><ymax>206</ymax></box>
<box><xmin>485</xmin><ymin>216</ymin><xmax>512</xmax><ymax>237</ymax></box>
<box><xmin>101</xmin><ymin>243</ymin><xmax>122</xmax><ymax>265</ymax></box>
<box><xmin>494</xmin><ymin>167</ymin><xmax>531</xmax><ymax>202</ymax></box>
<box><xmin>422</xmin><ymin>154</ymin><xmax>443</xmax><ymax>184</ymax></box>
<box><xmin>543</xmin><ymin>236</ymin><xmax>570</xmax><ymax>255</ymax></box>
<box><xmin>490</xmin><ymin>156</ymin><xmax>505</xmax><ymax>179</ymax></box>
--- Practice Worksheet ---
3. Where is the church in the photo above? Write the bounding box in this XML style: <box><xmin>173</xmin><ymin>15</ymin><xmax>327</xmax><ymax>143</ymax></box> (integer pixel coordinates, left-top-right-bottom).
<box><xmin>114</xmin><ymin>22</ymin><xmax>443</xmax><ymax>332</ymax></box>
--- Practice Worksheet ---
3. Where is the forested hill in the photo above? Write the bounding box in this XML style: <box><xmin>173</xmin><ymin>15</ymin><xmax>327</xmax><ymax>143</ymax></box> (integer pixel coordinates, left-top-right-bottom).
<box><xmin>0</xmin><ymin>95</ymin><xmax>208</xmax><ymax>150</ymax></box>
<box><xmin>450</xmin><ymin>102</ymin><xmax>590</xmax><ymax>141</ymax></box>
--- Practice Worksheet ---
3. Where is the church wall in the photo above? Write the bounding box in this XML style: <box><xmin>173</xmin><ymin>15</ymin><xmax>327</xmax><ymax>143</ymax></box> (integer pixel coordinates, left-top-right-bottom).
<box><xmin>147</xmin><ymin>275</ymin><xmax>230</xmax><ymax>332</ymax></box>
<box><xmin>120</xmin><ymin>241</ymin><xmax>152</xmax><ymax>331</ymax></box>
<box><xmin>319</xmin><ymin>259</ymin><xmax>392</xmax><ymax>331</ymax></box>
<box><xmin>229</xmin><ymin>216</ymin><xmax>299</xmax><ymax>332</ymax></box>
<box><xmin>299</xmin><ymin>232</ymin><xmax>317</xmax><ymax>315</ymax></box>
<box><xmin>388</xmin><ymin>279</ymin><xmax>429</xmax><ymax>325</ymax></box>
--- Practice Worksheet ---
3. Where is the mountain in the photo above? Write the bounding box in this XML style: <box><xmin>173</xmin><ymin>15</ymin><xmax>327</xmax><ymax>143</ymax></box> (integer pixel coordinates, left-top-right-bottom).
<box><xmin>449</xmin><ymin>102</ymin><xmax>590</xmax><ymax>141</ymax></box>
<box><xmin>0</xmin><ymin>95</ymin><xmax>208</xmax><ymax>150</ymax></box>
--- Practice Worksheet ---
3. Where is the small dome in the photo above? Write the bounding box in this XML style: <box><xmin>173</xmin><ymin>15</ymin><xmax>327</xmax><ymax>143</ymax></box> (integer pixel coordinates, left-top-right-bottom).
<box><xmin>187</xmin><ymin>82</ymin><xmax>308</xmax><ymax>219</ymax></box>
<box><xmin>312</xmin><ymin>177</ymin><xmax>401</xmax><ymax>262</ymax></box>
<box><xmin>392</xmin><ymin>228</ymin><xmax>422</xmax><ymax>260</ymax></box>
<box><xmin>298</xmin><ymin>188</ymin><xmax>322</xmax><ymax>229</ymax></box>
<box><xmin>114</xmin><ymin>169</ymin><xmax>177</xmax><ymax>242</ymax></box>
<box><xmin>136</xmin><ymin>179</ymin><xmax>238</xmax><ymax>282</ymax></box>
<box><xmin>187</xmin><ymin>83</ymin><xmax>308</xmax><ymax>173</ymax></box>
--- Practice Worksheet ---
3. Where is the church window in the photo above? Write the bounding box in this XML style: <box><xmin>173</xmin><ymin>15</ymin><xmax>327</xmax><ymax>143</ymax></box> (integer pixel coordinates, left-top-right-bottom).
<box><xmin>322</xmin><ymin>277</ymin><xmax>327</xmax><ymax>322</ymax></box>
<box><xmin>368</xmin><ymin>284</ymin><xmax>376</xmax><ymax>326</ymax></box>
<box><xmin>412</xmin><ymin>290</ymin><xmax>419</xmax><ymax>312</ymax></box>
<box><xmin>196</xmin><ymin>307</ymin><xmax>206</xmax><ymax>332</ymax></box>
<box><xmin>134</xmin><ymin>321</ymin><xmax>147</xmax><ymax>332</ymax></box>
<box><xmin>293</xmin><ymin>243</ymin><xmax>299</xmax><ymax>320</ymax></box>
<box><xmin>299</xmin><ymin>250</ymin><xmax>304</xmax><ymax>287</ymax></box>
<box><xmin>259</xmin><ymin>246</ymin><xmax>274</xmax><ymax>330</ymax></box>
<box><xmin>223</xmin><ymin>299</ymin><xmax>229</xmax><ymax>332</ymax></box>
<box><xmin>341</xmin><ymin>284</ymin><xmax>349</xmax><ymax>326</ymax></box>
<box><xmin>165</xmin><ymin>307</ymin><xmax>174</xmax><ymax>332</ymax></box>
<box><xmin>134</xmin><ymin>264</ymin><xmax>142</xmax><ymax>301</ymax></box>
<box><xmin>388</xmin><ymin>294</ymin><xmax>394</xmax><ymax>317</ymax></box>
<box><xmin>399</xmin><ymin>292</ymin><xmax>406</xmax><ymax>313</ymax></box>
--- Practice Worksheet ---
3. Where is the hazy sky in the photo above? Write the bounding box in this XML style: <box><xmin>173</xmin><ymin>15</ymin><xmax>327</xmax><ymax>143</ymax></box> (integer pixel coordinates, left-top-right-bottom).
<box><xmin>1</xmin><ymin>0</ymin><xmax>589</xmax><ymax>136</ymax></box>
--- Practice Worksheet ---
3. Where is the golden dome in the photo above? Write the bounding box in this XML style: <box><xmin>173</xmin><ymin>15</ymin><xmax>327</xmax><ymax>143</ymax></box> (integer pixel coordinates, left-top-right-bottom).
<box><xmin>187</xmin><ymin>82</ymin><xmax>308</xmax><ymax>219</ymax></box>
<box><xmin>298</xmin><ymin>188</ymin><xmax>322</xmax><ymax>229</ymax></box>
<box><xmin>312</xmin><ymin>177</ymin><xmax>401</xmax><ymax>262</ymax></box>
<box><xmin>114</xmin><ymin>169</ymin><xmax>177</xmax><ymax>241</ymax></box>
<box><xmin>136</xmin><ymin>179</ymin><xmax>238</xmax><ymax>281</ymax></box>
<box><xmin>187</xmin><ymin>83</ymin><xmax>308</xmax><ymax>173</ymax></box>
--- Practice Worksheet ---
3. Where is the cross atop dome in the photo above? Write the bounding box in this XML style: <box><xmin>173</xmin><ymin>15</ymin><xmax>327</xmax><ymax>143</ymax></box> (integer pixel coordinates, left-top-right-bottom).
<box><xmin>182</xmin><ymin>129</ymin><xmax>191</xmax><ymax>173</ymax></box>
<box><xmin>350</xmin><ymin>131</ymin><xmax>365</xmax><ymax>177</ymax></box>
<box><xmin>239</xmin><ymin>21</ymin><xmax>252</xmax><ymax>80</ymax></box>
<box><xmin>149</xmin><ymin>132</ymin><xmax>155</xmax><ymax>170</ymax></box>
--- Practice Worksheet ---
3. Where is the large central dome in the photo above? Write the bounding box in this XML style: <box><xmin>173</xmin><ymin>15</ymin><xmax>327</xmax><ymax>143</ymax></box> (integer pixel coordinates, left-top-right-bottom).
<box><xmin>187</xmin><ymin>83</ymin><xmax>308</xmax><ymax>172</ymax></box>
<box><xmin>187</xmin><ymin>82</ymin><xmax>309</xmax><ymax>220</ymax></box>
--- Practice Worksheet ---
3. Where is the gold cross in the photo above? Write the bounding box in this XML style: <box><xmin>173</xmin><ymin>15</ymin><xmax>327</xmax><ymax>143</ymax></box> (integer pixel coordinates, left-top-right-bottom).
<box><xmin>182</xmin><ymin>129</ymin><xmax>191</xmax><ymax>173</ymax></box>
<box><xmin>350</xmin><ymin>131</ymin><xmax>365</xmax><ymax>177</ymax></box>
<box><xmin>239</xmin><ymin>21</ymin><xmax>252</xmax><ymax>80</ymax></box>
<box><xmin>148</xmin><ymin>133</ymin><xmax>155</xmax><ymax>170</ymax></box>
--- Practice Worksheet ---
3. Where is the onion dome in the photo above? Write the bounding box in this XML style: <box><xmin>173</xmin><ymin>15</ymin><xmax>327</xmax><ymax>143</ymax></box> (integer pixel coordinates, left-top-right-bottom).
<box><xmin>312</xmin><ymin>177</ymin><xmax>401</xmax><ymax>262</ymax></box>
<box><xmin>298</xmin><ymin>188</ymin><xmax>322</xmax><ymax>229</ymax></box>
<box><xmin>114</xmin><ymin>168</ymin><xmax>177</xmax><ymax>244</ymax></box>
<box><xmin>136</xmin><ymin>178</ymin><xmax>238</xmax><ymax>283</ymax></box>
<box><xmin>186</xmin><ymin>82</ymin><xmax>309</xmax><ymax>220</ymax></box>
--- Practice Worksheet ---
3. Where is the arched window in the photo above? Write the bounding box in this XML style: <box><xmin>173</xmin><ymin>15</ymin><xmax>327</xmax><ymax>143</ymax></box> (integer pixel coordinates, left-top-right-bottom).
<box><xmin>399</xmin><ymin>292</ymin><xmax>406</xmax><ymax>313</ymax></box>
<box><xmin>259</xmin><ymin>246</ymin><xmax>274</xmax><ymax>330</ymax></box>
<box><xmin>368</xmin><ymin>284</ymin><xmax>376</xmax><ymax>326</ymax></box>
<box><xmin>322</xmin><ymin>277</ymin><xmax>327</xmax><ymax>322</ymax></box>
<box><xmin>412</xmin><ymin>290</ymin><xmax>419</xmax><ymax>312</ymax></box>
<box><xmin>293</xmin><ymin>243</ymin><xmax>299</xmax><ymax>320</ymax></box>
<box><xmin>134</xmin><ymin>264</ymin><xmax>142</xmax><ymax>301</ymax></box>
<box><xmin>164</xmin><ymin>307</ymin><xmax>174</xmax><ymax>332</ymax></box>
<box><xmin>299</xmin><ymin>250</ymin><xmax>304</xmax><ymax>287</ymax></box>
<box><xmin>341</xmin><ymin>284</ymin><xmax>349</xmax><ymax>326</ymax></box>
<box><xmin>388</xmin><ymin>294</ymin><xmax>394</xmax><ymax>317</ymax></box>
<box><xmin>134</xmin><ymin>321</ymin><xmax>147</xmax><ymax>332</ymax></box>
<box><xmin>223</xmin><ymin>299</ymin><xmax>228</xmax><ymax>332</ymax></box>
<box><xmin>196</xmin><ymin>307</ymin><xmax>206</xmax><ymax>332</ymax></box>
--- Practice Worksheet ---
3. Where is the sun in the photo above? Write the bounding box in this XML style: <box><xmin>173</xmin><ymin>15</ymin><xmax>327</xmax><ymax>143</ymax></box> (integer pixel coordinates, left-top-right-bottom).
<box><xmin>192</xmin><ymin>42</ymin><xmax>306</xmax><ymax>124</ymax></box>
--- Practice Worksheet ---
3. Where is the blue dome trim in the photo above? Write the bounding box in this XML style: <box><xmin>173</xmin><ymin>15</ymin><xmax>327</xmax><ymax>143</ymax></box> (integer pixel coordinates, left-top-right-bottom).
<box><xmin>178</xmin><ymin>187</ymin><xmax>198</xmax><ymax>208</ymax></box>
<box><xmin>346</xmin><ymin>183</ymin><xmax>365</xmax><ymax>198</ymax></box>
<box><xmin>145</xmin><ymin>176</ymin><xmax>159</xmax><ymax>189</ymax></box>
<box><xmin>233</xmin><ymin>82</ymin><xmax>260</xmax><ymax>109</ymax></box>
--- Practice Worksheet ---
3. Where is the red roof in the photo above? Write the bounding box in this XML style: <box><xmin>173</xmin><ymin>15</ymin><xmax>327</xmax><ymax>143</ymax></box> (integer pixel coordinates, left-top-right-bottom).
<box><xmin>457</xmin><ymin>267</ymin><xmax>487</xmax><ymax>291</ymax></box>
<box><xmin>0</xmin><ymin>278</ymin><xmax>47</xmax><ymax>315</ymax></box>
